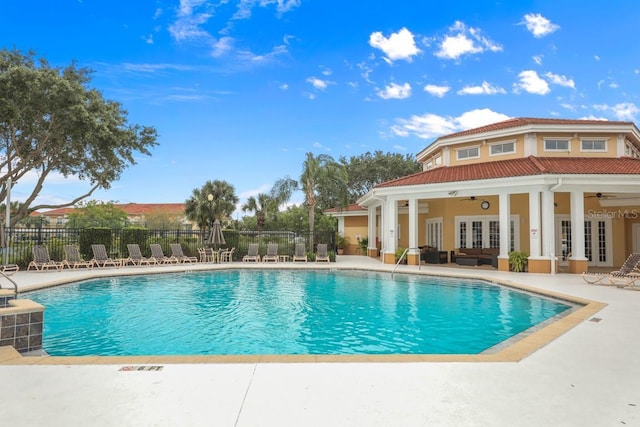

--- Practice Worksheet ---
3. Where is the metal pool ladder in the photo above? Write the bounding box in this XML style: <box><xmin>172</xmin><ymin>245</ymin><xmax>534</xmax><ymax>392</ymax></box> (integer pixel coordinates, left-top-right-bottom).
<box><xmin>391</xmin><ymin>247</ymin><xmax>422</xmax><ymax>279</ymax></box>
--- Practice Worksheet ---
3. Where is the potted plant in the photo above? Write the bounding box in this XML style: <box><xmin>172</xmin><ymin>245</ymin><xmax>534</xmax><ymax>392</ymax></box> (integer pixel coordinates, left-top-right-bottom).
<box><xmin>395</xmin><ymin>247</ymin><xmax>408</xmax><ymax>264</ymax></box>
<box><xmin>508</xmin><ymin>251</ymin><xmax>529</xmax><ymax>272</ymax></box>
<box><xmin>359</xmin><ymin>236</ymin><xmax>368</xmax><ymax>255</ymax></box>
<box><xmin>336</xmin><ymin>234</ymin><xmax>350</xmax><ymax>255</ymax></box>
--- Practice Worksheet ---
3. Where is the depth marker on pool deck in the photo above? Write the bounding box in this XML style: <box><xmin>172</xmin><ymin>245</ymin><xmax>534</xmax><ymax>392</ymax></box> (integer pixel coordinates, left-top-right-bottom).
<box><xmin>119</xmin><ymin>366</ymin><xmax>164</xmax><ymax>371</ymax></box>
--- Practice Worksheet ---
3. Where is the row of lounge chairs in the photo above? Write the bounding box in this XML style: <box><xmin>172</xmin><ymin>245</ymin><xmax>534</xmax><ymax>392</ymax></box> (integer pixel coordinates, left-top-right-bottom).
<box><xmin>581</xmin><ymin>252</ymin><xmax>640</xmax><ymax>289</ymax></box>
<box><xmin>27</xmin><ymin>243</ymin><xmax>200</xmax><ymax>271</ymax></box>
<box><xmin>241</xmin><ymin>243</ymin><xmax>330</xmax><ymax>263</ymax></box>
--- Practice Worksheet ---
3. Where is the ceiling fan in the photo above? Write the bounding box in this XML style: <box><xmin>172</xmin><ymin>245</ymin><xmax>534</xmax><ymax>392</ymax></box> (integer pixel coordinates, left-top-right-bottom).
<box><xmin>586</xmin><ymin>192</ymin><xmax>614</xmax><ymax>200</ymax></box>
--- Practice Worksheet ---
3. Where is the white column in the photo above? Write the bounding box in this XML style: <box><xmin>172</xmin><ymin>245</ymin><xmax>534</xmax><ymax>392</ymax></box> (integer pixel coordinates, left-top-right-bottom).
<box><xmin>384</xmin><ymin>198</ymin><xmax>398</xmax><ymax>256</ymax></box>
<box><xmin>528</xmin><ymin>192</ymin><xmax>541</xmax><ymax>258</ymax></box>
<box><xmin>499</xmin><ymin>193</ymin><xmax>510</xmax><ymax>259</ymax></box>
<box><xmin>337</xmin><ymin>217</ymin><xmax>345</xmax><ymax>236</ymax></box>
<box><xmin>541</xmin><ymin>190</ymin><xmax>556</xmax><ymax>273</ymax></box>
<box><xmin>569</xmin><ymin>191</ymin><xmax>586</xmax><ymax>260</ymax></box>
<box><xmin>408</xmin><ymin>199</ymin><xmax>419</xmax><ymax>256</ymax></box>
<box><xmin>367</xmin><ymin>206</ymin><xmax>376</xmax><ymax>252</ymax></box>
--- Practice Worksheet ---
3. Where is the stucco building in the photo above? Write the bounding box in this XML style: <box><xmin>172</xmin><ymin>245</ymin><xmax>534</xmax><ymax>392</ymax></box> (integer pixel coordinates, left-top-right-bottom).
<box><xmin>328</xmin><ymin>117</ymin><xmax>640</xmax><ymax>274</ymax></box>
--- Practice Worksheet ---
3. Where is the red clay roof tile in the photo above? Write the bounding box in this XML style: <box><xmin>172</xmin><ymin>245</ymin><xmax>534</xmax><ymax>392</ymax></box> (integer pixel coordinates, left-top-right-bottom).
<box><xmin>375</xmin><ymin>156</ymin><xmax>640</xmax><ymax>188</ymax></box>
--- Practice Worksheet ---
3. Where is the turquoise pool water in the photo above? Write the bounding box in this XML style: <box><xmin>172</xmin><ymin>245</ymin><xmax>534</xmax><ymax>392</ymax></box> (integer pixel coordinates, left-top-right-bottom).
<box><xmin>26</xmin><ymin>270</ymin><xmax>573</xmax><ymax>356</ymax></box>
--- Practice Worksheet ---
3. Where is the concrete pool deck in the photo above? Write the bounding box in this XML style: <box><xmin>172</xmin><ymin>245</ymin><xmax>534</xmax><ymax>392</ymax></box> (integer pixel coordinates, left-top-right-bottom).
<box><xmin>1</xmin><ymin>256</ymin><xmax>639</xmax><ymax>426</ymax></box>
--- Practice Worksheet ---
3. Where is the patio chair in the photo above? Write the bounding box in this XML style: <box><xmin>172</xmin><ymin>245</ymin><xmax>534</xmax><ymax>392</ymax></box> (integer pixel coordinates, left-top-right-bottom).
<box><xmin>150</xmin><ymin>244</ymin><xmax>178</xmax><ymax>265</ymax></box>
<box><xmin>27</xmin><ymin>245</ymin><xmax>64</xmax><ymax>272</ymax></box>
<box><xmin>219</xmin><ymin>247</ymin><xmax>235</xmax><ymax>263</ymax></box>
<box><xmin>293</xmin><ymin>243</ymin><xmax>307</xmax><ymax>262</ymax></box>
<box><xmin>63</xmin><ymin>245</ymin><xmax>94</xmax><ymax>269</ymax></box>
<box><xmin>582</xmin><ymin>253</ymin><xmax>640</xmax><ymax>286</ymax></box>
<box><xmin>91</xmin><ymin>244</ymin><xmax>121</xmax><ymax>268</ymax></box>
<box><xmin>315</xmin><ymin>243</ymin><xmax>330</xmax><ymax>263</ymax></box>
<box><xmin>123</xmin><ymin>244</ymin><xmax>157</xmax><ymax>267</ymax></box>
<box><xmin>262</xmin><ymin>243</ymin><xmax>279</xmax><ymax>262</ymax></box>
<box><xmin>242</xmin><ymin>243</ymin><xmax>260</xmax><ymax>262</ymax></box>
<box><xmin>170</xmin><ymin>243</ymin><xmax>198</xmax><ymax>263</ymax></box>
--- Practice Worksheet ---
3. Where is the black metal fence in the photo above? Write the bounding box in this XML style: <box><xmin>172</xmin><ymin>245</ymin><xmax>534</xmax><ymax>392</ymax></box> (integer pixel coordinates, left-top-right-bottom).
<box><xmin>2</xmin><ymin>227</ymin><xmax>336</xmax><ymax>267</ymax></box>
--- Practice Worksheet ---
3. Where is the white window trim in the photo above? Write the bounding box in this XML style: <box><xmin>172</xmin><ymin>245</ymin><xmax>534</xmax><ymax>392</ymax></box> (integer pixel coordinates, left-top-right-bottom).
<box><xmin>489</xmin><ymin>140</ymin><xmax>516</xmax><ymax>157</ymax></box>
<box><xmin>456</xmin><ymin>145</ymin><xmax>480</xmax><ymax>161</ymax></box>
<box><xmin>543</xmin><ymin>138</ymin><xmax>570</xmax><ymax>152</ymax></box>
<box><xmin>580</xmin><ymin>138</ymin><xmax>608</xmax><ymax>153</ymax></box>
<box><xmin>454</xmin><ymin>215</ymin><xmax>520</xmax><ymax>250</ymax></box>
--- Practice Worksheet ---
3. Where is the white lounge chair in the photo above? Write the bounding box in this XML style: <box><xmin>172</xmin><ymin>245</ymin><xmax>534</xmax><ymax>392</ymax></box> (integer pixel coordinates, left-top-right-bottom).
<box><xmin>293</xmin><ymin>243</ymin><xmax>307</xmax><ymax>262</ymax></box>
<box><xmin>150</xmin><ymin>244</ymin><xmax>178</xmax><ymax>264</ymax></box>
<box><xmin>262</xmin><ymin>243</ymin><xmax>279</xmax><ymax>262</ymax></box>
<box><xmin>170</xmin><ymin>243</ymin><xmax>198</xmax><ymax>263</ymax></box>
<box><xmin>63</xmin><ymin>245</ymin><xmax>94</xmax><ymax>269</ymax></box>
<box><xmin>243</xmin><ymin>243</ymin><xmax>260</xmax><ymax>262</ymax></box>
<box><xmin>582</xmin><ymin>253</ymin><xmax>640</xmax><ymax>286</ymax></box>
<box><xmin>91</xmin><ymin>244</ymin><xmax>121</xmax><ymax>268</ymax></box>
<box><xmin>315</xmin><ymin>243</ymin><xmax>330</xmax><ymax>262</ymax></box>
<box><xmin>27</xmin><ymin>245</ymin><xmax>64</xmax><ymax>272</ymax></box>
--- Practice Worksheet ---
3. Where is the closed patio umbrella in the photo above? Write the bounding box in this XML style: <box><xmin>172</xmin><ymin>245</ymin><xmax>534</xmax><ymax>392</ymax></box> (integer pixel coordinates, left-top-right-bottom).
<box><xmin>207</xmin><ymin>219</ymin><xmax>226</xmax><ymax>250</ymax></box>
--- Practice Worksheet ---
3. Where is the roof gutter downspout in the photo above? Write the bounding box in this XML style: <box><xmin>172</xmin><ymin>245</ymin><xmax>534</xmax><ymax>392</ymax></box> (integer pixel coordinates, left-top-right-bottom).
<box><xmin>548</xmin><ymin>177</ymin><xmax>562</xmax><ymax>274</ymax></box>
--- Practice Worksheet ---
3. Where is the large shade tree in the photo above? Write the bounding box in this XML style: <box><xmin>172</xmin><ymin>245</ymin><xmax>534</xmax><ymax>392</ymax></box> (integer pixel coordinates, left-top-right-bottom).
<box><xmin>0</xmin><ymin>48</ymin><xmax>158</xmax><ymax>226</ymax></box>
<box><xmin>340</xmin><ymin>151</ymin><xmax>421</xmax><ymax>202</ymax></box>
<box><xmin>184</xmin><ymin>180</ymin><xmax>239</xmax><ymax>232</ymax></box>
<box><xmin>64</xmin><ymin>200</ymin><xmax>128</xmax><ymax>229</ymax></box>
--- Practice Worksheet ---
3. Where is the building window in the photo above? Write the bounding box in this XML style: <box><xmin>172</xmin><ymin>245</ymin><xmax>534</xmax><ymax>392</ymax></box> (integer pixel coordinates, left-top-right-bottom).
<box><xmin>456</xmin><ymin>146</ymin><xmax>479</xmax><ymax>160</ymax></box>
<box><xmin>434</xmin><ymin>155</ymin><xmax>442</xmax><ymax>166</ymax></box>
<box><xmin>489</xmin><ymin>141</ymin><xmax>515</xmax><ymax>156</ymax></box>
<box><xmin>544</xmin><ymin>139</ymin><xmax>569</xmax><ymax>151</ymax></box>
<box><xmin>426</xmin><ymin>160</ymin><xmax>433</xmax><ymax>170</ymax></box>
<box><xmin>581</xmin><ymin>139</ymin><xmax>606</xmax><ymax>152</ymax></box>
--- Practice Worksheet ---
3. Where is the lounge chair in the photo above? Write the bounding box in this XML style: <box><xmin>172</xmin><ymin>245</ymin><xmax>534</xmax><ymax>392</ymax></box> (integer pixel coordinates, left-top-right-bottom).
<box><xmin>0</xmin><ymin>263</ymin><xmax>19</xmax><ymax>275</ymax></box>
<box><xmin>262</xmin><ymin>243</ymin><xmax>279</xmax><ymax>262</ymax></box>
<box><xmin>315</xmin><ymin>243</ymin><xmax>330</xmax><ymax>262</ymax></box>
<box><xmin>170</xmin><ymin>243</ymin><xmax>198</xmax><ymax>263</ymax></box>
<box><xmin>150</xmin><ymin>244</ymin><xmax>178</xmax><ymax>265</ymax></box>
<box><xmin>63</xmin><ymin>245</ymin><xmax>94</xmax><ymax>269</ymax></box>
<box><xmin>582</xmin><ymin>253</ymin><xmax>640</xmax><ymax>286</ymax></box>
<box><xmin>27</xmin><ymin>245</ymin><xmax>64</xmax><ymax>271</ymax></box>
<box><xmin>124</xmin><ymin>244</ymin><xmax>157</xmax><ymax>267</ymax></box>
<box><xmin>242</xmin><ymin>243</ymin><xmax>260</xmax><ymax>262</ymax></box>
<box><xmin>219</xmin><ymin>247</ymin><xmax>235</xmax><ymax>263</ymax></box>
<box><xmin>91</xmin><ymin>244</ymin><xmax>121</xmax><ymax>268</ymax></box>
<box><xmin>293</xmin><ymin>243</ymin><xmax>307</xmax><ymax>262</ymax></box>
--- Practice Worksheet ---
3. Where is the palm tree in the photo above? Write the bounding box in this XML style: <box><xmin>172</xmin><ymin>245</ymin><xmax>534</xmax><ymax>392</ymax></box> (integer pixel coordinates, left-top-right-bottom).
<box><xmin>185</xmin><ymin>180</ymin><xmax>239</xmax><ymax>236</ymax></box>
<box><xmin>241</xmin><ymin>193</ymin><xmax>276</xmax><ymax>232</ymax></box>
<box><xmin>272</xmin><ymin>152</ymin><xmax>348</xmax><ymax>248</ymax></box>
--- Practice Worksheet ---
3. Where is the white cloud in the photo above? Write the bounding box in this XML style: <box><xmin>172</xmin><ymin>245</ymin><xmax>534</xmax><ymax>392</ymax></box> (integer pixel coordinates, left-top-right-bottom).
<box><xmin>390</xmin><ymin>108</ymin><xmax>510</xmax><ymax>140</ymax></box>
<box><xmin>424</xmin><ymin>84</ymin><xmax>450</xmax><ymax>98</ymax></box>
<box><xmin>457</xmin><ymin>81</ymin><xmax>506</xmax><ymax>95</ymax></box>
<box><xmin>544</xmin><ymin>72</ymin><xmax>575</xmax><ymax>89</ymax></box>
<box><xmin>210</xmin><ymin>37</ymin><xmax>234</xmax><ymax>57</ymax></box>
<box><xmin>593</xmin><ymin>102</ymin><xmax>639</xmax><ymax>121</ymax></box>
<box><xmin>435</xmin><ymin>21</ymin><xmax>502</xmax><ymax>60</ymax></box>
<box><xmin>514</xmin><ymin>70</ymin><xmax>550</xmax><ymax>95</ymax></box>
<box><xmin>377</xmin><ymin>82</ymin><xmax>412</xmax><ymax>100</ymax></box>
<box><xmin>532</xmin><ymin>55</ymin><xmax>543</xmax><ymax>65</ymax></box>
<box><xmin>521</xmin><ymin>13</ymin><xmax>560</xmax><ymax>38</ymax></box>
<box><xmin>369</xmin><ymin>27</ymin><xmax>421</xmax><ymax>63</ymax></box>
<box><xmin>306</xmin><ymin>77</ymin><xmax>332</xmax><ymax>90</ymax></box>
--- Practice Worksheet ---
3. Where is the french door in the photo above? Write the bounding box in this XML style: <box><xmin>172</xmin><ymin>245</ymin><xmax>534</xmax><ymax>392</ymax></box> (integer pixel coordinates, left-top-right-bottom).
<box><xmin>556</xmin><ymin>216</ymin><xmax>612</xmax><ymax>267</ymax></box>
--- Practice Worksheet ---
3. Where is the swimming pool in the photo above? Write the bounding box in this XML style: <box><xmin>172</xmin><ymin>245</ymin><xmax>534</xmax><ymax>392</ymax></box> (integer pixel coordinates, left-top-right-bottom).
<box><xmin>26</xmin><ymin>269</ymin><xmax>573</xmax><ymax>357</ymax></box>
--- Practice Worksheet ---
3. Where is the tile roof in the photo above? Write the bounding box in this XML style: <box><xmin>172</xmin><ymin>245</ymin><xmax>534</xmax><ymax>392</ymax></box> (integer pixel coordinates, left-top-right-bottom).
<box><xmin>324</xmin><ymin>203</ymin><xmax>366</xmax><ymax>213</ymax></box>
<box><xmin>40</xmin><ymin>203</ymin><xmax>186</xmax><ymax>216</ymax></box>
<box><xmin>436</xmin><ymin>117</ymin><xmax>635</xmax><ymax>141</ymax></box>
<box><xmin>375</xmin><ymin>156</ymin><xmax>640</xmax><ymax>188</ymax></box>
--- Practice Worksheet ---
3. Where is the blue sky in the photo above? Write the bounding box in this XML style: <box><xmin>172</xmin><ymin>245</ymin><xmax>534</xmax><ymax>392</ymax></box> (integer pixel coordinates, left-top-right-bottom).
<box><xmin>2</xmin><ymin>0</ymin><xmax>640</xmax><ymax>217</ymax></box>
